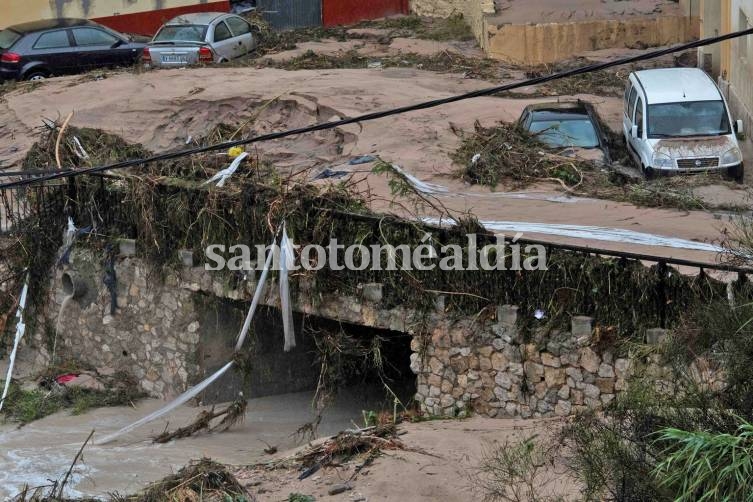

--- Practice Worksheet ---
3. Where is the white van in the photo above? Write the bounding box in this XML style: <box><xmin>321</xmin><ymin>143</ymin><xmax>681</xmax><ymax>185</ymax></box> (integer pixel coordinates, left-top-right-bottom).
<box><xmin>623</xmin><ymin>68</ymin><xmax>744</xmax><ymax>181</ymax></box>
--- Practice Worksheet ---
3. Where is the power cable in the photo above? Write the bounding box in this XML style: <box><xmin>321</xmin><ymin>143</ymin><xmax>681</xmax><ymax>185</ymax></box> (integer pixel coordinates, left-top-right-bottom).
<box><xmin>3</xmin><ymin>26</ymin><xmax>753</xmax><ymax>190</ymax></box>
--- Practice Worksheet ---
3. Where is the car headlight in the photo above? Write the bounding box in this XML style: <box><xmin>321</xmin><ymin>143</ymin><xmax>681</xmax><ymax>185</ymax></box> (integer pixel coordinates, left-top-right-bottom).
<box><xmin>652</xmin><ymin>152</ymin><xmax>674</xmax><ymax>168</ymax></box>
<box><xmin>721</xmin><ymin>147</ymin><xmax>743</xmax><ymax>165</ymax></box>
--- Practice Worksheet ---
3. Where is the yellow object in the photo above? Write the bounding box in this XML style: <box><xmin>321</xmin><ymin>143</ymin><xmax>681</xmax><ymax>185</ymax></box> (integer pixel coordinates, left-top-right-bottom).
<box><xmin>228</xmin><ymin>147</ymin><xmax>245</xmax><ymax>159</ymax></box>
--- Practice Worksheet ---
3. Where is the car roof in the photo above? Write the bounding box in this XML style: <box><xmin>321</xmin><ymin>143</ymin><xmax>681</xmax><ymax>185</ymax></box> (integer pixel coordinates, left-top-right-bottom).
<box><xmin>524</xmin><ymin>102</ymin><xmax>594</xmax><ymax>122</ymax></box>
<box><xmin>633</xmin><ymin>68</ymin><xmax>722</xmax><ymax>104</ymax></box>
<box><xmin>5</xmin><ymin>18</ymin><xmax>96</xmax><ymax>34</ymax></box>
<box><xmin>164</xmin><ymin>12</ymin><xmax>229</xmax><ymax>26</ymax></box>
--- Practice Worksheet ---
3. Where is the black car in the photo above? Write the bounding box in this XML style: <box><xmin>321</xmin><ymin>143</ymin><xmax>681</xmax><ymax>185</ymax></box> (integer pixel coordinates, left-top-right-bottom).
<box><xmin>0</xmin><ymin>18</ymin><xmax>146</xmax><ymax>81</ymax></box>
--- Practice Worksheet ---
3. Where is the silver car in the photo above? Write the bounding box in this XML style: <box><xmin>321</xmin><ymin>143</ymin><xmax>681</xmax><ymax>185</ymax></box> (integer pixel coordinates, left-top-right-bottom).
<box><xmin>144</xmin><ymin>12</ymin><xmax>258</xmax><ymax>68</ymax></box>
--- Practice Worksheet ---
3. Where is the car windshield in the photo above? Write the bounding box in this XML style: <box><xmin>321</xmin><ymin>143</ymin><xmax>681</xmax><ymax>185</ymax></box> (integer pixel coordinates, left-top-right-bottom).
<box><xmin>528</xmin><ymin>119</ymin><xmax>600</xmax><ymax>148</ymax></box>
<box><xmin>648</xmin><ymin>100</ymin><xmax>731</xmax><ymax>138</ymax></box>
<box><xmin>153</xmin><ymin>24</ymin><xmax>207</xmax><ymax>42</ymax></box>
<box><xmin>0</xmin><ymin>29</ymin><xmax>21</xmax><ymax>49</ymax></box>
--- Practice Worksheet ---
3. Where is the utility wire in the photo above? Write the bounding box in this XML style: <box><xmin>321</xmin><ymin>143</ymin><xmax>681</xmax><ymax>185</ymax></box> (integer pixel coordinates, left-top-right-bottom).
<box><xmin>3</xmin><ymin>26</ymin><xmax>753</xmax><ymax>190</ymax></box>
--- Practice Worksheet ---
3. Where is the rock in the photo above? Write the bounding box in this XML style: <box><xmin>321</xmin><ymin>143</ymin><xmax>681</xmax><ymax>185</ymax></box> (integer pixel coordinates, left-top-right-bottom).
<box><xmin>544</xmin><ymin>367</ymin><xmax>566</xmax><ymax>386</ymax></box>
<box><xmin>478</xmin><ymin>346</ymin><xmax>494</xmax><ymax>358</ymax></box>
<box><xmin>328</xmin><ymin>484</ymin><xmax>351</xmax><ymax>495</ymax></box>
<box><xmin>555</xmin><ymin>400</ymin><xmax>572</xmax><ymax>416</ymax></box>
<box><xmin>579</xmin><ymin>348</ymin><xmax>601</xmax><ymax>374</ymax></box>
<box><xmin>495</xmin><ymin>372</ymin><xmax>513</xmax><ymax>390</ymax></box>
<box><xmin>428</xmin><ymin>357</ymin><xmax>443</xmax><ymax>375</ymax></box>
<box><xmin>409</xmin><ymin>353</ymin><xmax>422</xmax><ymax>374</ymax></box>
<box><xmin>583</xmin><ymin>383</ymin><xmax>601</xmax><ymax>399</ymax></box>
<box><xmin>491</xmin><ymin>352</ymin><xmax>508</xmax><ymax>371</ymax></box>
<box><xmin>557</xmin><ymin>385</ymin><xmax>570</xmax><ymax>399</ymax></box>
<box><xmin>595</xmin><ymin>378</ymin><xmax>615</xmax><ymax>394</ymax></box>
<box><xmin>565</xmin><ymin>367</ymin><xmax>583</xmax><ymax>382</ymax></box>
<box><xmin>524</xmin><ymin>361</ymin><xmax>544</xmax><ymax>382</ymax></box>
<box><xmin>614</xmin><ymin>358</ymin><xmax>631</xmax><ymax>378</ymax></box>
<box><xmin>541</xmin><ymin>352</ymin><xmax>561</xmax><ymax>367</ymax></box>
<box><xmin>598</xmin><ymin>363</ymin><xmax>615</xmax><ymax>378</ymax></box>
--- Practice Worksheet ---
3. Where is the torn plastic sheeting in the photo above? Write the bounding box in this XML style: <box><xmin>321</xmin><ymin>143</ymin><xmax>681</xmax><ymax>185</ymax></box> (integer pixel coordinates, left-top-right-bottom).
<box><xmin>203</xmin><ymin>152</ymin><xmax>249</xmax><ymax>188</ymax></box>
<box><xmin>421</xmin><ymin>217</ymin><xmax>723</xmax><ymax>253</ymax></box>
<box><xmin>95</xmin><ymin>361</ymin><xmax>234</xmax><ymax>445</ymax></box>
<box><xmin>98</xmin><ymin>233</ymin><xmax>279</xmax><ymax>444</ymax></box>
<box><xmin>280</xmin><ymin>225</ymin><xmax>296</xmax><ymax>352</ymax></box>
<box><xmin>235</xmin><ymin>236</ymin><xmax>275</xmax><ymax>352</ymax></box>
<box><xmin>0</xmin><ymin>275</ymin><xmax>29</xmax><ymax>412</ymax></box>
<box><xmin>389</xmin><ymin>164</ymin><xmax>578</xmax><ymax>203</ymax></box>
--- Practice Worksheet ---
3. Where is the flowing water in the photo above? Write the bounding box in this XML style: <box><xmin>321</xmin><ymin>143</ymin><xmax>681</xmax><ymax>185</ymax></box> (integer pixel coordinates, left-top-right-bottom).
<box><xmin>0</xmin><ymin>390</ymin><xmax>372</xmax><ymax>499</ymax></box>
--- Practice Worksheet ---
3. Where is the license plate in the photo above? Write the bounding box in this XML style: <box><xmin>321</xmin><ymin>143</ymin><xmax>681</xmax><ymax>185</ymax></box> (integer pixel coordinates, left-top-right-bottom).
<box><xmin>161</xmin><ymin>54</ymin><xmax>188</xmax><ymax>64</ymax></box>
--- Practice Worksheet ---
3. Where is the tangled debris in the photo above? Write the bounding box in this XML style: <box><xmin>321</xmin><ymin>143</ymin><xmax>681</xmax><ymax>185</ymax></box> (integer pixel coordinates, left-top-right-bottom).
<box><xmin>452</xmin><ymin>121</ymin><xmax>592</xmax><ymax>190</ymax></box>
<box><xmin>452</xmin><ymin>121</ymin><xmax>744</xmax><ymax>211</ymax></box>
<box><xmin>126</xmin><ymin>458</ymin><xmax>252</xmax><ymax>502</ymax></box>
<box><xmin>153</xmin><ymin>397</ymin><xmax>247</xmax><ymax>443</ymax></box>
<box><xmin>267</xmin><ymin>423</ymin><xmax>404</xmax><ymax>476</ymax></box>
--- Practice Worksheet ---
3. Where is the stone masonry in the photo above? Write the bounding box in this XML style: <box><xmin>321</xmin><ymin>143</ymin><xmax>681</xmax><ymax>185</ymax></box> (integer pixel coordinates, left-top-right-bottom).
<box><xmin>31</xmin><ymin>243</ymin><xmax>721</xmax><ymax>415</ymax></box>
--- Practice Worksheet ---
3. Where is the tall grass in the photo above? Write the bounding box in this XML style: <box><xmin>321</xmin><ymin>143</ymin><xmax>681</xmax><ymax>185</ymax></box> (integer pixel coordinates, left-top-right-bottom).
<box><xmin>652</xmin><ymin>418</ymin><xmax>753</xmax><ymax>501</ymax></box>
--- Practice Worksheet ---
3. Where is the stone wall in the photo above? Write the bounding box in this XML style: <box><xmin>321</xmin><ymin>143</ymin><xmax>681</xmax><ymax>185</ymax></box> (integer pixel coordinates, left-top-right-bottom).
<box><xmin>410</xmin><ymin>305</ymin><xmax>721</xmax><ymax>418</ymax></box>
<box><xmin>37</xmin><ymin>249</ymin><xmax>202</xmax><ymax>399</ymax></box>
<box><xmin>32</xmin><ymin>244</ymin><xmax>721</xmax><ymax>416</ymax></box>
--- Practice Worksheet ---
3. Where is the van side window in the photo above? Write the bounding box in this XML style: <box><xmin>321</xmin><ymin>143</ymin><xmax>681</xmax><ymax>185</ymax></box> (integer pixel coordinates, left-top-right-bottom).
<box><xmin>634</xmin><ymin>97</ymin><xmax>644</xmax><ymax>137</ymax></box>
<box><xmin>628</xmin><ymin>87</ymin><xmax>638</xmax><ymax>119</ymax></box>
<box><xmin>624</xmin><ymin>82</ymin><xmax>633</xmax><ymax>115</ymax></box>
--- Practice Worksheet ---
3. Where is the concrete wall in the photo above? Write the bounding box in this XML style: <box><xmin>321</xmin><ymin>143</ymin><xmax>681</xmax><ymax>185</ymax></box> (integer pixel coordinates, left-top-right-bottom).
<box><xmin>409</xmin><ymin>0</ymin><xmax>495</xmax><ymax>50</ymax></box>
<box><xmin>485</xmin><ymin>15</ymin><xmax>697</xmax><ymax>65</ymax></box>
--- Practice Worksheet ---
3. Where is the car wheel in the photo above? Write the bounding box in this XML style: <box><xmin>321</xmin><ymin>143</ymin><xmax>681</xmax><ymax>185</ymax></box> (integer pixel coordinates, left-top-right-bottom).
<box><xmin>727</xmin><ymin>163</ymin><xmax>745</xmax><ymax>183</ymax></box>
<box><xmin>24</xmin><ymin>71</ymin><xmax>48</xmax><ymax>81</ymax></box>
<box><xmin>642</xmin><ymin>164</ymin><xmax>655</xmax><ymax>180</ymax></box>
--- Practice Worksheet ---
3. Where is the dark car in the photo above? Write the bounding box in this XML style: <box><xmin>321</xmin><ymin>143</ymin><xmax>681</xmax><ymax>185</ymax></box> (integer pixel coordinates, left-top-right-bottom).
<box><xmin>519</xmin><ymin>101</ymin><xmax>611</xmax><ymax>163</ymax></box>
<box><xmin>0</xmin><ymin>18</ymin><xmax>146</xmax><ymax>81</ymax></box>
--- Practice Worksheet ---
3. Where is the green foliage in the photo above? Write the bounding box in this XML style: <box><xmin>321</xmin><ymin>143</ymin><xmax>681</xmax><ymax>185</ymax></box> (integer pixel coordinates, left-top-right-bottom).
<box><xmin>653</xmin><ymin>418</ymin><xmax>753</xmax><ymax>501</ymax></box>
<box><xmin>287</xmin><ymin>494</ymin><xmax>315</xmax><ymax>502</ymax></box>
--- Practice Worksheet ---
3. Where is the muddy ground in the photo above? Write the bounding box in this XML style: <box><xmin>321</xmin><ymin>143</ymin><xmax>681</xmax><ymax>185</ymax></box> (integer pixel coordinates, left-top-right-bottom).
<box><xmin>1</xmin><ymin>59</ymin><xmax>747</xmax><ymax>263</ymax></box>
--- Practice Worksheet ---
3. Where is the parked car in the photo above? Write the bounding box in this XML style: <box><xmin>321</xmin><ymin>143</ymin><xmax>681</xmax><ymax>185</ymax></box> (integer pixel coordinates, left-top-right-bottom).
<box><xmin>0</xmin><ymin>18</ymin><xmax>145</xmax><ymax>81</ymax></box>
<box><xmin>143</xmin><ymin>13</ymin><xmax>259</xmax><ymax>69</ymax></box>
<box><xmin>519</xmin><ymin>101</ymin><xmax>610</xmax><ymax>163</ymax></box>
<box><xmin>623</xmin><ymin>68</ymin><xmax>744</xmax><ymax>181</ymax></box>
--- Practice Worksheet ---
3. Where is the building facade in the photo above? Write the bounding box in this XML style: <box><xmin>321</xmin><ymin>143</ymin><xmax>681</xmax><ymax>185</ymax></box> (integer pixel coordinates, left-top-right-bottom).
<box><xmin>3</xmin><ymin>1</ymin><xmax>231</xmax><ymax>35</ymax></box>
<box><xmin>699</xmin><ymin>0</ymin><xmax>753</xmax><ymax>153</ymax></box>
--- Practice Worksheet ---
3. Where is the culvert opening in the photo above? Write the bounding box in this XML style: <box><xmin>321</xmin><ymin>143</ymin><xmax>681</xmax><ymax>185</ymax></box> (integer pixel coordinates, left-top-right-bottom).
<box><xmin>196</xmin><ymin>299</ymin><xmax>415</xmax><ymax>412</ymax></box>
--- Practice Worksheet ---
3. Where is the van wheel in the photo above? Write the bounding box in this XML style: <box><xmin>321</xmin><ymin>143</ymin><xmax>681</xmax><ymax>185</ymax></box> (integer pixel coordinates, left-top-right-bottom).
<box><xmin>728</xmin><ymin>163</ymin><xmax>745</xmax><ymax>183</ymax></box>
<box><xmin>642</xmin><ymin>164</ymin><xmax>655</xmax><ymax>180</ymax></box>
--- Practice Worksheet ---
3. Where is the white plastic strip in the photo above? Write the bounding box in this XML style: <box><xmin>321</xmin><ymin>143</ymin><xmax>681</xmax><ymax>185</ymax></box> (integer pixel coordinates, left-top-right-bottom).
<box><xmin>389</xmin><ymin>164</ymin><xmax>578</xmax><ymax>203</ymax></box>
<box><xmin>203</xmin><ymin>152</ymin><xmax>249</xmax><ymax>188</ymax></box>
<box><xmin>280</xmin><ymin>225</ymin><xmax>296</xmax><ymax>352</ymax></box>
<box><xmin>0</xmin><ymin>275</ymin><xmax>29</xmax><ymax>412</ymax></box>
<box><xmin>95</xmin><ymin>361</ymin><xmax>234</xmax><ymax>445</ymax></box>
<box><xmin>235</xmin><ymin>238</ymin><xmax>275</xmax><ymax>351</ymax></box>
<box><xmin>422</xmin><ymin>217</ymin><xmax>723</xmax><ymax>253</ymax></box>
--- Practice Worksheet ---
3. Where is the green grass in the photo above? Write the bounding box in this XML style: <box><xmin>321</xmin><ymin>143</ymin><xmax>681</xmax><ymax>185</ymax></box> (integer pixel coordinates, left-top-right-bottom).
<box><xmin>653</xmin><ymin>418</ymin><xmax>753</xmax><ymax>501</ymax></box>
<box><xmin>1</xmin><ymin>379</ymin><xmax>145</xmax><ymax>425</ymax></box>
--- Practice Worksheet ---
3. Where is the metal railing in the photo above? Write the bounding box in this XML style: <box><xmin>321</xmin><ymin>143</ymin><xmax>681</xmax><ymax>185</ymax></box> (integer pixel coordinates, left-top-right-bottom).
<box><xmin>0</xmin><ymin>183</ymin><xmax>67</xmax><ymax>235</ymax></box>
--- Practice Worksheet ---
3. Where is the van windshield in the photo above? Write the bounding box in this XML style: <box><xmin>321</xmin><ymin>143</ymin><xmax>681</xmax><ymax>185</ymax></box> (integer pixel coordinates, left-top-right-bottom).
<box><xmin>647</xmin><ymin>101</ymin><xmax>731</xmax><ymax>138</ymax></box>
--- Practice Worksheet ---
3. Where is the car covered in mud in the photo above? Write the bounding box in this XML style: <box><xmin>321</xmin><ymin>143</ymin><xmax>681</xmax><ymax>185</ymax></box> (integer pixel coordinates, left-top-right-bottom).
<box><xmin>143</xmin><ymin>13</ymin><xmax>259</xmax><ymax>69</ymax></box>
<box><xmin>623</xmin><ymin>68</ymin><xmax>744</xmax><ymax>181</ymax></box>
<box><xmin>518</xmin><ymin>101</ymin><xmax>610</xmax><ymax>164</ymax></box>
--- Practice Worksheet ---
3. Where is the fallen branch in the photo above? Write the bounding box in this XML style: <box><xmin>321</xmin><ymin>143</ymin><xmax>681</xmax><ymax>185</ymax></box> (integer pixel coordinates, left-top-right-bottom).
<box><xmin>55</xmin><ymin>111</ymin><xmax>74</xmax><ymax>170</ymax></box>
<box><xmin>152</xmin><ymin>397</ymin><xmax>247</xmax><ymax>443</ymax></box>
